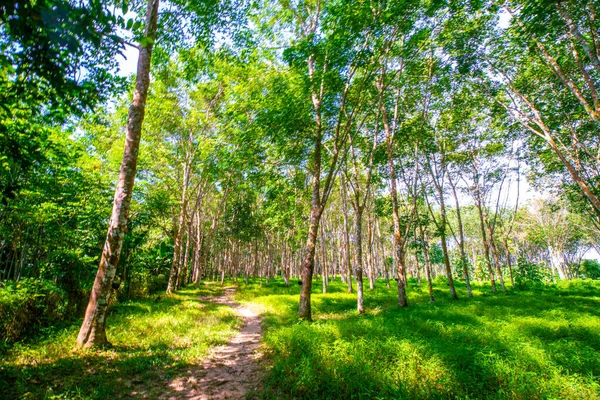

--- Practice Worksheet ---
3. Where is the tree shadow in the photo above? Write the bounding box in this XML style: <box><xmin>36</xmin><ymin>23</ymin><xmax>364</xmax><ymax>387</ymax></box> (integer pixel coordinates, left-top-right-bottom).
<box><xmin>0</xmin><ymin>285</ymin><xmax>243</xmax><ymax>399</ymax></box>
<box><xmin>256</xmin><ymin>282</ymin><xmax>600</xmax><ymax>399</ymax></box>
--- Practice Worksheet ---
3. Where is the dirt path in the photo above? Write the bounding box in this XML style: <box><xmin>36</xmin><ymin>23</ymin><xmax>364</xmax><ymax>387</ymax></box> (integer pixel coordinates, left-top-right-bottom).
<box><xmin>163</xmin><ymin>286</ymin><xmax>264</xmax><ymax>399</ymax></box>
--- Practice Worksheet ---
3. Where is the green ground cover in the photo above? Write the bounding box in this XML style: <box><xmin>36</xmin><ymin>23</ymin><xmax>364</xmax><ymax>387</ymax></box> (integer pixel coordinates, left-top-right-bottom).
<box><xmin>0</xmin><ymin>285</ymin><xmax>241</xmax><ymax>399</ymax></box>
<box><xmin>2</xmin><ymin>279</ymin><xmax>598</xmax><ymax>399</ymax></box>
<box><xmin>236</xmin><ymin>278</ymin><xmax>600</xmax><ymax>399</ymax></box>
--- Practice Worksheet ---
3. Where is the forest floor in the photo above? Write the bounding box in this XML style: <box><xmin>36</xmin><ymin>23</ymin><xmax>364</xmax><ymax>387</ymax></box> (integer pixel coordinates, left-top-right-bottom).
<box><xmin>236</xmin><ymin>277</ymin><xmax>600</xmax><ymax>399</ymax></box>
<box><xmin>158</xmin><ymin>286</ymin><xmax>264</xmax><ymax>399</ymax></box>
<box><xmin>0</xmin><ymin>284</ymin><xmax>264</xmax><ymax>399</ymax></box>
<box><xmin>2</xmin><ymin>278</ymin><xmax>599</xmax><ymax>399</ymax></box>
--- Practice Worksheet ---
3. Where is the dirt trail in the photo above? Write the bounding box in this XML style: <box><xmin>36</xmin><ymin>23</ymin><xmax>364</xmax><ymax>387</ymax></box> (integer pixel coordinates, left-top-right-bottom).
<box><xmin>163</xmin><ymin>286</ymin><xmax>264</xmax><ymax>400</ymax></box>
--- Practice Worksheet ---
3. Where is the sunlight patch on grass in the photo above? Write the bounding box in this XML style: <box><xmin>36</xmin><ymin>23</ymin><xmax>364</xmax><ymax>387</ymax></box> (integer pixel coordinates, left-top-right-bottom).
<box><xmin>235</xmin><ymin>277</ymin><xmax>600</xmax><ymax>399</ymax></box>
<box><xmin>0</xmin><ymin>285</ymin><xmax>241</xmax><ymax>399</ymax></box>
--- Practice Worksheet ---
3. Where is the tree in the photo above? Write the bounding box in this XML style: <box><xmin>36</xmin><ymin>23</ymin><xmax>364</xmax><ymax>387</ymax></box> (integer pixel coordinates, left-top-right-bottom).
<box><xmin>76</xmin><ymin>0</ymin><xmax>160</xmax><ymax>349</ymax></box>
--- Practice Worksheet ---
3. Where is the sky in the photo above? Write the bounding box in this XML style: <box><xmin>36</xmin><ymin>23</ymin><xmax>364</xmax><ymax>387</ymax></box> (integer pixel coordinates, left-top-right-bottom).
<box><xmin>117</xmin><ymin>44</ymin><xmax>139</xmax><ymax>77</ymax></box>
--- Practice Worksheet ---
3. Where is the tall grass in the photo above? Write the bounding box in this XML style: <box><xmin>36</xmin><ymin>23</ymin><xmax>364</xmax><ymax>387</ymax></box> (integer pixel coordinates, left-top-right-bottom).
<box><xmin>236</xmin><ymin>277</ymin><xmax>600</xmax><ymax>399</ymax></box>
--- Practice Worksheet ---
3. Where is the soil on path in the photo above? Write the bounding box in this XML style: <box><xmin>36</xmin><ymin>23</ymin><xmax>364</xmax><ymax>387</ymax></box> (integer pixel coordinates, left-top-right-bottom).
<box><xmin>161</xmin><ymin>286</ymin><xmax>264</xmax><ymax>400</ymax></box>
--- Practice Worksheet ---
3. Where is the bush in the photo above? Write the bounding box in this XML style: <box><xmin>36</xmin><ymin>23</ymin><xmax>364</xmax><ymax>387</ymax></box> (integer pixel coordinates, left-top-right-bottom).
<box><xmin>0</xmin><ymin>279</ymin><xmax>67</xmax><ymax>343</ymax></box>
<box><xmin>148</xmin><ymin>273</ymin><xmax>167</xmax><ymax>294</ymax></box>
<box><xmin>514</xmin><ymin>258</ymin><xmax>545</xmax><ymax>289</ymax></box>
<box><xmin>580</xmin><ymin>259</ymin><xmax>600</xmax><ymax>279</ymax></box>
<box><xmin>433</xmin><ymin>274</ymin><xmax>448</xmax><ymax>285</ymax></box>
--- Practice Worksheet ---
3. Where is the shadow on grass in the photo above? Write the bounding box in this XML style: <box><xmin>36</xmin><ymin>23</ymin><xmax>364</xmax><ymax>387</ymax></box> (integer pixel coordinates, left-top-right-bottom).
<box><xmin>0</xmin><ymin>349</ymin><xmax>228</xmax><ymax>399</ymax></box>
<box><xmin>0</xmin><ymin>284</ymin><xmax>239</xmax><ymax>400</ymax></box>
<box><xmin>254</xmin><ymin>279</ymin><xmax>600</xmax><ymax>399</ymax></box>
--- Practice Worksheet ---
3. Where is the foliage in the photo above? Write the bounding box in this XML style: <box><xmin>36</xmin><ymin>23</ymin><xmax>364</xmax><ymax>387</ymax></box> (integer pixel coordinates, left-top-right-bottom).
<box><xmin>0</xmin><ymin>0</ymin><xmax>125</xmax><ymax>117</ymax></box>
<box><xmin>513</xmin><ymin>257</ymin><xmax>547</xmax><ymax>290</ymax></box>
<box><xmin>0</xmin><ymin>279</ymin><xmax>67</xmax><ymax>344</ymax></box>
<box><xmin>581</xmin><ymin>259</ymin><xmax>600</xmax><ymax>280</ymax></box>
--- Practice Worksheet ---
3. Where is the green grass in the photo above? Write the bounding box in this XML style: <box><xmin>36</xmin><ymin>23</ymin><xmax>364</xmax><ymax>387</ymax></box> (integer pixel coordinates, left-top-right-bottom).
<box><xmin>0</xmin><ymin>284</ymin><xmax>242</xmax><ymax>399</ymax></box>
<box><xmin>236</xmin><ymin>277</ymin><xmax>600</xmax><ymax>400</ymax></box>
<box><xmin>2</xmin><ymin>278</ymin><xmax>598</xmax><ymax>399</ymax></box>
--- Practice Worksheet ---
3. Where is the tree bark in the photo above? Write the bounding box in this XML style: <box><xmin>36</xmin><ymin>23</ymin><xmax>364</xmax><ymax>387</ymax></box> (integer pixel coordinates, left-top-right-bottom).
<box><xmin>448</xmin><ymin>175</ymin><xmax>472</xmax><ymax>297</ymax></box>
<box><xmin>419</xmin><ymin>227</ymin><xmax>435</xmax><ymax>304</ymax></box>
<box><xmin>298</xmin><ymin>66</ymin><xmax>323</xmax><ymax>319</ymax></box>
<box><xmin>503</xmin><ymin>238</ymin><xmax>515</xmax><ymax>289</ymax></box>
<box><xmin>168</xmin><ymin>161</ymin><xmax>190</xmax><ymax>293</ymax></box>
<box><xmin>75</xmin><ymin>0</ymin><xmax>159</xmax><ymax>349</ymax></box>
<box><xmin>298</xmin><ymin>199</ymin><xmax>322</xmax><ymax>320</ymax></box>
<box><xmin>353</xmin><ymin>207</ymin><xmax>365</xmax><ymax>314</ymax></box>
<box><xmin>475</xmin><ymin>195</ymin><xmax>498</xmax><ymax>294</ymax></box>
<box><xmin>339</xmin><ymin>175</ymin><xmax>353</xmax><ymax>292</ymax></box>
<box><xmin>367</xmin><ymin>211</ymin><xmax>375</xmax><ymax>290</ymax></box>
<box><xmin>380</xmin><ymin>86</ymin><xmax>407</xmax><ymax>307</ymax></box>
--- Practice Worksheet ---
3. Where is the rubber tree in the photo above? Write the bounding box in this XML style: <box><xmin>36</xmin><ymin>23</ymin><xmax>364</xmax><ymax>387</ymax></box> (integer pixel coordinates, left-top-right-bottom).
<box><xmin>76</xmin><ymin>0</ymin><xmax>160</xmax><ymax>349</ymax></box>
<box><xmin>271</xmin><ymin>0</ymin><xmax>377</xmax><ymax>320</ymax></box>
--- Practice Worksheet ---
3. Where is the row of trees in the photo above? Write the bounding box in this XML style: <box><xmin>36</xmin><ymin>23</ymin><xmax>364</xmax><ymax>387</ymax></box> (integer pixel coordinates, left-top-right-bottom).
<box><xmin>1</xmin><ymin>0</ymin><xmax>599</xmax><ymax>346</ymax></box>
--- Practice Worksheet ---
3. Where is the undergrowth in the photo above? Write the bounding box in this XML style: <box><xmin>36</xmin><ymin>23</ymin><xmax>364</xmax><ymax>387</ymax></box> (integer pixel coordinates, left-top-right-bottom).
<box><xmin>236</xmin><ymin>277</ymin><xmax>600</xmax><ymax>400</ymax></box>
<box><xmin>0</xmin><ymin>284</ymin><xmax>241</xmax><ymax>399</ymax></box>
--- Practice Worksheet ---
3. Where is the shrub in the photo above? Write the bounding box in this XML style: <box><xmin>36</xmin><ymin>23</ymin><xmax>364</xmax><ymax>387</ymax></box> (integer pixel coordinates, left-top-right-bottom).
<box><xmin>433</xmin><ymin>274</ymin><xmax>448</xmax><ymax>285</ymax></box>
<box><xmin>580</xmin><ymin>259</ymin><xmax>600</xmax><ymax>279</ymax></box>
<box><xmin>148</xmin><ymin>273</ymin><xmax>167</xmax><ymax>294</ymax></box>
<box><xmin>0</xmin><ymin>279</ymin><xmax>67</xmax><ymax>343</ymax></box>
<box><xmin>514</xmin><ymin>258</ymin><xmax>545</xmax><ymax>289</ymax></box>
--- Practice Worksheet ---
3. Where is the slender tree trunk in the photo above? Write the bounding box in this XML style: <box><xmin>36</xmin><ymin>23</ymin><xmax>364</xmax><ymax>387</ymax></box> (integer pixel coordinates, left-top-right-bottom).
<box><xmin>340</xmin><ymin>176</ymin><xmax>353</xmax><ymax>293</ymax></box>
<box><xmin>476</xmin><ymin>198</ymin><xmax>498</xmax><ymax>294</ymax></box>
<box><xmin>440</xmin><ymin>233</ymin><xmax>458</xmax><ymax>299</ymax></box>
<box><xmin>436</xmin><ymin>194</ymin><xmax>458</xmax><ymax>299</ymax></box>
<box><xmin>168</xmin><ymin>162</ymin><xmax>190</xmax><ymax>293</ymax></box>
<box><xmin>180</xmin><ymin>224</ymin><xmax>192</xmax><ymax>286</ymax></box>
<box><xmin>487</xmin><ymin>226</ymin><xmax>506</xmax><ymax>292</ymax></box>
<box><xmin>298</xmin><ymin>143</ymin><xmax>323</xmax><ymax>320</ymax></box>
<box><xmin>503</xmin><ymin>238</ymin><xmax>515</xmax><ymax>289</ymax></box>
<box><xmin>415</xmin><ymin>251</ymin><xmax>422</xmax><ymax>285</ymax></box>
<box><xmin>75</xmin><ymin>0</ymin><xmax>159</xmax><ymax>349</ymax></box>
<box><xmin>420</xmin><ymin>228</ymin><xmax>435</xmax><ymax>304</ymax></box>
<box><xmin>548</xmin><ymin>245</ymin><xmax>567</xmax><ymax>279</ymax></box>
<box><xmin>192</xmin><ymin>213</ymin><xmax>203</xmax><ymax>283</ymax></box>
<box><xmin>321</xmin><ymin>222</ymin><xmax>327</xmax><ymax>294</ymax></box>
<box><xmin>449</xmin><ymin>175</ymin><xmax>472</xmax><ymax>297</ymax></box>
<box><xmin>381</xmin><ymin>96</ymin><xmax>407</xmax><ymax>307</ymax></box>
<box><xmin>367</xmin><ymin>211</ymin><xmax>375</xmax><ymax>290</ymax></box>
<box><xmin>354</xmin><ymin>207</ymin><xmax>365</xmax><ymax>314</ymax></box>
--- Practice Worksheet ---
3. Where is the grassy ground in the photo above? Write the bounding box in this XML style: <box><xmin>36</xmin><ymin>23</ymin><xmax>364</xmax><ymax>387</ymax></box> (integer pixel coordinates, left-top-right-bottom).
<box><xmin>2</xmin><ymin>278</ymin><xmax>598</xmax><ymax>399</ymax></box>
<box><xmin>236</xmin><ymin>277</ymin><xmax>600</xmax><ymax>400</ymax></box>
<box><xmin>0</xmin><ymin>284</ymin><xmax>241</xmax><ymax>399</ymax></box>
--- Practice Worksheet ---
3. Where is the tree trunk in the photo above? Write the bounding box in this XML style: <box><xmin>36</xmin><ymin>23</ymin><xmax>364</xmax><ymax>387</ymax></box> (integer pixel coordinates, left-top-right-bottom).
<box><xmin>298</xmin><ymin>203</ymin><xmax>321</xmax><ymax>320</ymax></box>
<box><xmin>436</xmin><ymin>193</ymin><xmax>458</xmax><ymax>299</ymax></box>
<box><xmin>320</xmin><ymin>222</ymin><xmax>327</xmax><ymax>294</ymax></box>
<box><xmin>298</xmin><ymin>136</ymin><xmax>323</xmax><ymax>319</ymax></box>
<box><xmin>367</xmin><ymin>211</ymin><xmax>375</xmax><ymax>290</ymax></box>
<box><xmin>75</xmin><ymin>0</ymin><xmax>159</xmax><ymax>349</ymax></box>
<box><xmin>548</xmin><ymin>245</ymin><xmax>567</xmax><ymax>279</ymax></box>
<box><xmin>354</xmin><ymin>207</ymin><xmax>365</xmax><ymax>314</ymax></box>
<box><xmin>487</xmin><ymin>229</ymin><xmax>506</xmax><ymax>292</ymax></box>
<box><xmin>475</xmin><ymin>193</ymin><xmax>498</xmax><ymax>294</ymax></box>
<box><xmin>420</xmin><ymin>229</ymin><xmax>435</xmax><ymax>304</ymax></box>
<box><xmin>168</xmin><ymin>161</ymin><xmax>190</xmax><ymax>293</ymax></box>
<box><xmin>180</xmin><ymin>224</ymin><xmax>192</xmax><ymax>287</ymax></box>
<box><xmin>381</xmin><ymin>96</ymin><xmax>407</xmax><ymax>307</ymax></box>
<box><xmin>440</xmin><ymin>233</ymin><xmax>458</xmax><ymax>299</ymax></box>
<box><xmin>340</xmin><ymin>176</ymin><xmax>353</xmax><ymax>293</ymax></box>
<box><xmin>503</xmin><ymin>238</ymin><xmax>515</xmax><ymax>289</ymax></box>
<box><xmin>449</xmin><ymin>175</ymin><xmax>472</xmax><ymax>297</ymax></box>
